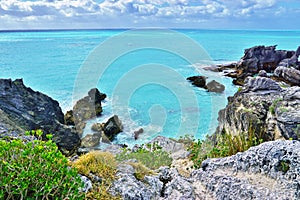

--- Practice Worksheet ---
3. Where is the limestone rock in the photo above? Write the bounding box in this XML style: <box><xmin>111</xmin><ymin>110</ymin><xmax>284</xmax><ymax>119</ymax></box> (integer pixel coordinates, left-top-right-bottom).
<box><xmin>206</xmin><ymin>80</ymin><xmax>225</xmax><ymax>93</ymax></box>
<box><xmin>274</xmin><ymin>66</ymin><xmax>300</xmax><ymax>86</ymax></box>
<box><xmin>187</xmin><ymin>76</ymin><xmax>207</xmax><ymax>88</ymax></box>
<box><xmin>103</xmin><ymin>115</ymin><xmax>123</xmax><ymax>140</ymax></box>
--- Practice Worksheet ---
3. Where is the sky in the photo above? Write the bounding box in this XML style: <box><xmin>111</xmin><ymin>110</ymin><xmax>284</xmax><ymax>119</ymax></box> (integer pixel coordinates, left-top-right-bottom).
<box><xmin>0</xmin><ymin>0</ymin><xmax>300</xmax><ymax>30</ymax></box>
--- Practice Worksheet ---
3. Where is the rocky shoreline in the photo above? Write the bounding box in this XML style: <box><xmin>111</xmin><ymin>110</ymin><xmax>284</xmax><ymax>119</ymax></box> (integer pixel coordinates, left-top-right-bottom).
<box><xmin>1</xmin><ymin>45</ymin><xmax>299</xmax><ymax>199</ymax></box>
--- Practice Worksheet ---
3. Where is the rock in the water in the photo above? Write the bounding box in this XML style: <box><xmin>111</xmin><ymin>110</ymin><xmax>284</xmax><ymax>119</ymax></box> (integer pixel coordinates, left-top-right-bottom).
<box><xmin>133</xmin><ymin>128</ymin><xmax>144</xmax><ymax>140</ymax></box>
<box><xmin>244</xmin><ymin>77</ymin><xmax>282</xmax><ymax>92</ymax></box>
<box><xmin>274</xmin><ymin>66</ymin><xmax>300</xmax><ymax>86</ymax></box>
<box><xmin>192</xmin><ymin>140</ymin><xmax>300</xmax><ymax>200</ymax></box>
<box><xmin>187</xmin><ymin>76</ymin><xmax>207</xmax><ymax>88</ymax></box>
<box><xmin>91</xmin><ymin>123</ymin><xmax>103</xmax><ymax>132</ymax></box>
<box><xmin>0</xmin><ymin>79</ymin><xmax>80</xmax><ymax>156</ymax></box>
<box><xmin>81</xmin><ymin>133</ymin><xmax>101</xmax><ymax>147</ymax></box>
<box><xmin>64</xmin><ymin>110</ymin><xmax>75</xmax><ymax>126</ymax></box>
<box><xmin>73</xmin><ymin>88</ymin><xmax>106</xmax><ymax>134</ymax></box>
<box><xmin>206</xmin><ymin>80</ymin><xmax>225</xmax><ymax>93</ymax></box>
<box><xmin>103</xmin><ymin>115</ymin><xmax>123</xmax><ymax>140</ymax></box>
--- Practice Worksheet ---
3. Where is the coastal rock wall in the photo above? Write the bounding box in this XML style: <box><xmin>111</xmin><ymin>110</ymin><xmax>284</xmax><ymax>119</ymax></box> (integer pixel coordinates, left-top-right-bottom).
<box><xmin>0</xmin><ymin>79</ymin><xmax>80</xmax><ymax>155</ymax></box>
<box><xmin>216</xmin><ymin>77</ymin><xmax>300</xmax><ymax>140</ymax></box>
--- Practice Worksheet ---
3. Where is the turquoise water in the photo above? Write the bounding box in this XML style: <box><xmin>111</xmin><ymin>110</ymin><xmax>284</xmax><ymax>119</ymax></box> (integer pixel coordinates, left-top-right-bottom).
<box><xmin>1</xmin><ymin>29</ymin><xmax>299</xmax><ymax>145</ymax></box>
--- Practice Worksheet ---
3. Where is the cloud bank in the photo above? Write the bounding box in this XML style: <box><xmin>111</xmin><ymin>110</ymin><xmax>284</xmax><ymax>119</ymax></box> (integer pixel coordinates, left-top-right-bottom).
<box><xmin>0</xmin><ymin>0</ymin><xmax>299</xmax><ymax>29</ymax></box>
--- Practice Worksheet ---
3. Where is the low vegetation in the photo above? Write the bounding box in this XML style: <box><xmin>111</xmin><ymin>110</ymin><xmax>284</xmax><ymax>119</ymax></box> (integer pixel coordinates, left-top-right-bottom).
<box><xmin>188</xmin><ymin>128</ymin><xmax>264</xmax><ymax>169</ymax></box>
<box><xmin>0</xmin><ymin>130</ymin><xmax>84</xmax><ymax>200</ymax></box>
<box><xmin>116</xmin><ymin>142</ymin><xmax>173</xmax><ymax>170</ymax></box>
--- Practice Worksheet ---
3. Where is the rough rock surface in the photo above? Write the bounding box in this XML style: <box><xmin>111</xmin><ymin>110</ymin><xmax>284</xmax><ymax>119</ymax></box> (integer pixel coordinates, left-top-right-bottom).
<box><xmin>192</xmin><ymin>140</ymin><xmax>300</xmax><ymax>200</ymax></box>
<box><xmin>81</xmin><ymin>132</ymin><xmax>101</xmax><ymax>147</ymax></box>
<box><xmin>206</xmin><ymin>80</ymin><xmax>225</xmax><ymax>93</ymax></box>
<box><xmin>187</xmin><ymin>76</ymin><xmax>207</xmax><ymax>88</ymax></box>
<box><xmin>103</xmin><ymin>115</ymin><xmax>123</xmax><ymax>140</ymax></box>
<box><xmin>72</xmin><ymin>88</ymin><xmax>106</xmax><ymax>135</ymax></box>
<box><xmin>216</xmin><ymin>77</ymin><xmax>300</xmax><ymax>140</ymax></box>
<box><xmin>274</xmin><ymin>66</ymin><xmax>300</xmax><ymax>86</ymax></box>
<box><xmin>0</xmin><ymin>79</ymin><xmax>80</xmax><ymax>155</ymax></box>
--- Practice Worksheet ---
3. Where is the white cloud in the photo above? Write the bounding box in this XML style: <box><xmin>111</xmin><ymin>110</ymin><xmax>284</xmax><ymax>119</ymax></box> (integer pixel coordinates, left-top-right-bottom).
<box><xmin>0</xmin><ymin>0</ymin><xmax>298</xmax><ymax>29</ymax></box>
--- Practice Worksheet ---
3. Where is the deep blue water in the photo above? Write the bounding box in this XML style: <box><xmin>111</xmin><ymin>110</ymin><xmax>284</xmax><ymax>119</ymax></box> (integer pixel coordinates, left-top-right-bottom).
<box><xmin>1</xmin><ymin>29</ymin><xmax>299</xmax><ymax>145</ymax></box>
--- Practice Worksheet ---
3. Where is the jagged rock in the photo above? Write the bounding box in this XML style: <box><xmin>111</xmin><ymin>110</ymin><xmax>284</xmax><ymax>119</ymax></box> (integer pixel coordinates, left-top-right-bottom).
<box><xmin>103</xmin><ymin>115</ymin><xmax>123</xmax><ymax>141</ymax></box>
<box><xmin>206</xmin><ymin>80</ymin><xmax>225</xmax><ymax>93</ymax></box>
<box><xmin>64</xmin><ymin>110</ymin><xmax>75</xmax><ymax>126</ymax></box>
<box><xmin>244</xmin><ymin>77</ymin><xmax>282</xmax><ymax>92</ymax></box>
<box><xmin>91</xmin><ymin>123</ymin><xmax>103</xmax><ymax>132</ymax></box>
<box><xmin>274</xmin><ymin>66</ymin><xmax>300</xmax><ymax>86</ymax></box>
<box><xmin>0</xmin><ymin>79</ymin><xmax>80</xmax><ymax>156</ymax></box>
<box><xmin>187</xmin><ymin>76</ymin><xmax>207</xmax><ymax>88</ymax></box>
<box><xmin>73</xmin><ymin>88</ymin><xmax>106</xmax><ymax>134</ymax></box>
<box><xmin>216</xmin><ymin>77</ymin><xmax>300</xmax><ymax>140</ymax></box>
<box><xmin>192</xmin><ymin>140</ymin><xmax>300</xmax><ymax>200</ymax></box>
<box><xmin>234</xmin><ymin>45</ymin><xmax>295</xmax><ymax>84</ymax></box>
<box><xmin>81</xmin><ymin>133</ymin><xmax>101</xmax><ymax>148</ymax></box>
<box><xmin>258</xmin><ymin>70</ymin><xmax>268</xmax><ymax>77</ymax></box>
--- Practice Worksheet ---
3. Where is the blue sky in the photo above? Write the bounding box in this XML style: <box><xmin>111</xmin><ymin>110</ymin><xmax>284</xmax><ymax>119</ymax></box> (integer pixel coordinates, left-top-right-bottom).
<box><xmin>0</xmin><ymin>0</ymin><xmax>299</xmax><ymax>30</ymax></box>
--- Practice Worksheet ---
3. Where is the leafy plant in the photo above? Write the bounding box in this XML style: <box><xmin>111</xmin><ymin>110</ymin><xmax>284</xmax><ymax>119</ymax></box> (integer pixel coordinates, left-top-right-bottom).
<box><xmin>269</xmin><ymin>98</ymin><xmax>283</xmax><ymax>115</ymax></box>
<box><xmin>0</xmin><ymin>130</ymin><xmax>84</xmax><ymax>200</ymax></box>
<box><xmin>126</xmin><ymin>162</ymin><xmax>155</xmax><ymax>181</ymax></box>
<box><xmin>279</xmin><ymin>161</ymin><xmax>290</xmax><ymax>173</ymax></box>
<box><xmin>116</xmin><ymin>144</ymin><xmax>172</xmax><ymax>170</ymax></box>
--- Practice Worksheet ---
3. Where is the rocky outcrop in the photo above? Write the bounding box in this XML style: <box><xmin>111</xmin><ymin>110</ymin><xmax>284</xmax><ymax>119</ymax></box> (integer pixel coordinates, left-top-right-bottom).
<box><xmin>192</xmin><ymin>140</ymin><xmax>300</xmax><ymax>199</ymax></box>
<box><xmin>81</xmin><ymin>132</ymin><xmax>101</xmax><ymax>148</ymax></box>
<box><xmin>187</xmin><ymin>76</ymin><xmax>225</xmax><ymax>93</ymax></box>
<box><xmin>274</xmin><ymin>66</ymin><xmax>300</xmax><ymax>86</ymax></box>
<box><xmin>206</xmin><ymin>80</ymin><xmax>225</xmax><ymax>93</ymax></box>
<box><xmin>216</xmin><ymin>77</ymin><xmax>300</xmax><ymax>141</ymax></box>
<box><xmin>72</xmin><ymin>88</ymin><xmax>106</xmax><ymax>135</ymax></box>
<box><xmin>103</xmin><ymin>115</ymin><xmax>123</xmax><ymax>140</ymax></box>
<box><xmin>187</xmin><ymin>76</ymin><xmax>206</xmax><ymax>87</ymax></box>
<box><xmin>0</xmin><ymin>79</ymin><xmax>81</xmax><ymax>156</ymax></box>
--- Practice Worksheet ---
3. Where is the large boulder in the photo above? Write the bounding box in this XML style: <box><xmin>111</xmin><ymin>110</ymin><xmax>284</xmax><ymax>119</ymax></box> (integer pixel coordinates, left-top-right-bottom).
<box><xmin>206</xmin><ymin>80</ymin><xmax>225</xmax><ymax>93</ymax></box>
<box><xmin>72</xmin><ymin>88</ymin><xmax>106</xmax><ymax>135</ymax></box>
<box><xmin>0</xmin><ymin>79</ymin><xmax>80</xmax><ymax>156</ymax></box>
<box><xmin>216</xmin><ymin>77</ymin><xmax>300</xmax><ymax>141</ymax></box>
<box><xmin>103</xmin><ymin>115</ymin><xmax>123</xmax><ymax>140</ymax></box>
<box><xmin>274</xmin><ymin>66</ymin><xmax>300</xmax><ymax>86</ymax></box>
<box><xmin>81</xmin><ymin>132</ymin><xmax>101</xmax><ymax>148</ymax></box>
<box><xmin>192</xmin><ymin>140</ymin><xmax>300</xmax><ymax>199</ymax></box>
<box><xmin>186</xmin><ymin>76</ymin><xmax>207</xmax><ymax>88</ymax></box>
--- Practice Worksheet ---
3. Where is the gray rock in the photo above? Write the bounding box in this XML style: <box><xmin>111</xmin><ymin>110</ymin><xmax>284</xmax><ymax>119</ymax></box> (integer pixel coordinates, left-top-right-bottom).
<box><xmin>192</xmin><ymin>140</ymin><xmax>300</xmax><ymax>200</ymax></box>
<box><xmin>258</xmin><ymin>70</ymin><xmax>268</xmax><ymax>77</ymax></box>
<box><xmin>0</xmin><ymin>79</ymin><xmax>80</xmax><ymax>156</ymax></box>
<box><xmin>274</xmin><ymin>66</ymin><xmax>300</xmax><ymax>86</ymax></box>
<box><xmin>79</xmin><ymin>175</ymin><xmax>92</xmax><ymax>193</ymax></box>
<box><xmin>81</xmin><ymin>132</ymin><xmax>101</xmax><ymax>148</ymax></box>
<box><xmin>216</xmin><ymin>80</ymin><xmax>300</xmax><ymax>140</ymax></box>
<box><xmin>148</xmin><ymin>136</ymin><xmax>189</xmax><ymax>160</ymax></box>
<box><xmin>206</xmin><ymin>80</ymin><xmax>225</xmax><ymax>93</ymax></box>
<box><xmin>244</xmin><ymin>77</ymin><xmax>282</xmax><ymax>92</ymax></box>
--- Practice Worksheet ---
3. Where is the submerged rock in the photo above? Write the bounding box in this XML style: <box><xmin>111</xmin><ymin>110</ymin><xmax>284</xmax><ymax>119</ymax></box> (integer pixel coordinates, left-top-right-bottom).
<box><xmin>0</xmin><ymin>79</ymin><xmax>80</xmax><ymax>156</ymax></box>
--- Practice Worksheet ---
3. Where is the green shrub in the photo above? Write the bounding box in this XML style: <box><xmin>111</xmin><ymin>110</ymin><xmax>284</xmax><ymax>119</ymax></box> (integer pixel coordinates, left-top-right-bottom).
<box><xmin>269</xmin><ymin>98</ymin><xmax>283</xmax><ymax>115</ymax></box>
<box><xmin>116</xmin><ymin>144</ymin><xmax>172</xmax><ymax>170</ymax></box>
<box><xmin>0</xmin><ymin>130</ymin><xmax>84</xmax><ymax>200</ymax></box>
<box><xmin>188</xmin><ymin>128</ymin><xmax>264</xmax><ymax>169</ymax></box>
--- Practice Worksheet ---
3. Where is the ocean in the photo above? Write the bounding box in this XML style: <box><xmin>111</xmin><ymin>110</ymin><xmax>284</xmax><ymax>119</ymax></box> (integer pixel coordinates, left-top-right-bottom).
<box><xmin>1</xmin><ymin>29</ymin><xmax>299</xmax><ymax>146</ymax></box>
